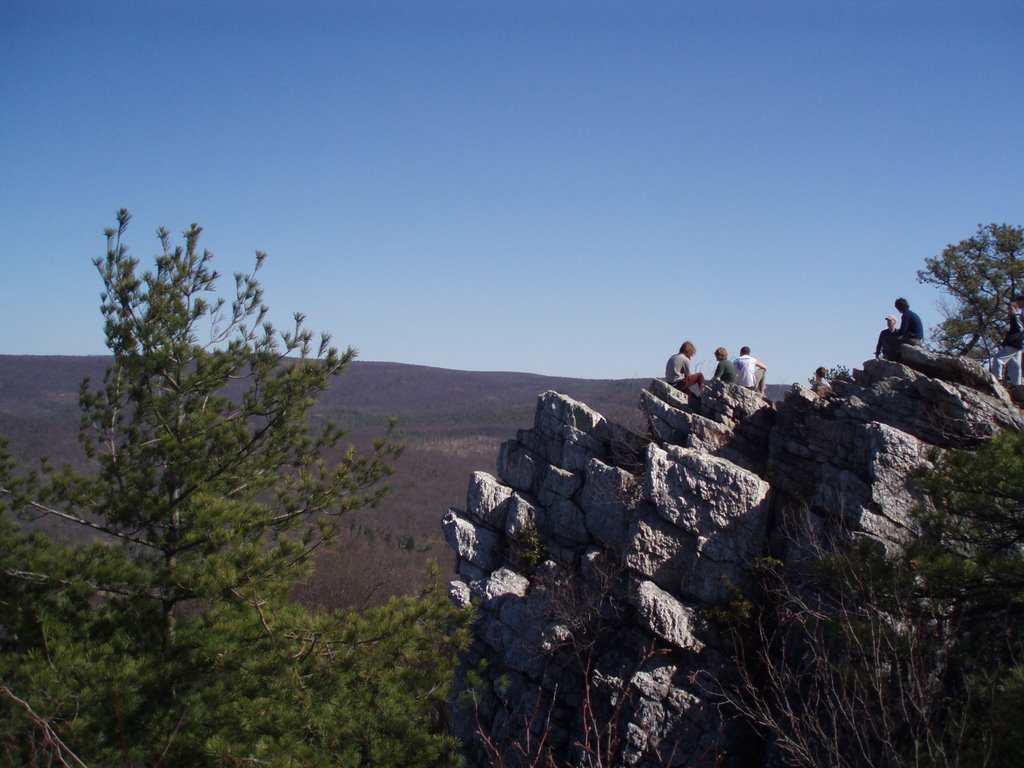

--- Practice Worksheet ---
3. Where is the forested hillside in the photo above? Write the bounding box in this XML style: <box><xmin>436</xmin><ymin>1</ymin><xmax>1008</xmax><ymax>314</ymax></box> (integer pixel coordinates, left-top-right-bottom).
<box><xmin>0</xmin><ymin>355</ymin><xmax>651</xmax><ymax>607</ymax></box>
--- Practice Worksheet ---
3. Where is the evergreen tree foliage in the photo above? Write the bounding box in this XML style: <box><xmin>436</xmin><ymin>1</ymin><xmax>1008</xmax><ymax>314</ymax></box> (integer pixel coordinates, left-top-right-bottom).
<box><xmin>911</xmin><ymin>431</ymin><xmax>1024</xmax><ymax>766</ymax></box>
<box><xmin>0</xmin><ymin>210</ymin><xmax>471</xmax><ymax>766</ymax></box>
<box><xmin>806</xmin><ymin>364</ymin><xmax>851</xmax><ymax>387</ymax></box>
<box><xmin>917</xmin><ymin>223</ymin><xmax>1024</xmax><ymax>357</ymax></box>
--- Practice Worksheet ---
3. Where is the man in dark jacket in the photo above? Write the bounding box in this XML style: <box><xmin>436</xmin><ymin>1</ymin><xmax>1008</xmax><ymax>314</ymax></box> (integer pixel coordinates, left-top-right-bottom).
<box><xmin>990</xmin><ymin>296</ymin><xmax>1024</xmax><ymax>386</ymax></box>
<box><xmin>875</xmin><ymin>315</ymin><xmax>898</xmax><ymax>359</ymax></box>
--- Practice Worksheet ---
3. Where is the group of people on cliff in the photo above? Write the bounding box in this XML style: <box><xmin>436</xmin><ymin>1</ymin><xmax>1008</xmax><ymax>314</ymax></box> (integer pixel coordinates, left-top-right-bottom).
<box><xmin>664</xmin><ymin>297</ymin><xmax>921</xmax><ymax>403</ymax></box>
<box><xmin>665</xmin><ymin>295</ymin><xmax>1024</xmax><ymax>404</ymax></box>
<box><xmin>875</xmin><ymin>294</ymin><xmax>1024</xmax><ymax>387</ymax></box>
<box><xmin>665</xmin><ymin>343</ymin><xmax>767</xmax><ymax>398</ymax></box>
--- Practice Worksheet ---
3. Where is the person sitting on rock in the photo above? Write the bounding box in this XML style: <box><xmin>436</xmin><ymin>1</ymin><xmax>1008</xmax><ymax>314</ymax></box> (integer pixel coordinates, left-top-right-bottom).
<box><xmin>875</xmin><ymin>315</ymin><xmax>898</xmax><ymax>359</ymax></box>
<box><xmin>665</xmin><ymin>341</ymin><xmax>705</xmax><ymax>396</ymax></box>
<box><xmin>734</xmin><ymin>346</ymin><xmax>767</xmax><ymax>393</ymax></box>
<box><xmin>811</xmin><ymin>366</ymin><xmax>833</xmax><ymax>397</ymax></box>
<box><xmin>882</xmin><ymin>297</ymin><xmax>924</xmax><ymax>361</ymax></box>
<box><xmin>712</xmin><ymin>347</ymin><xmax>737</xmax><ymax>384</ymax></box>
<box><xmin>990</xmin><ymin>296</ymin><xmax>1024</xmax><ymax>387</ymax></box>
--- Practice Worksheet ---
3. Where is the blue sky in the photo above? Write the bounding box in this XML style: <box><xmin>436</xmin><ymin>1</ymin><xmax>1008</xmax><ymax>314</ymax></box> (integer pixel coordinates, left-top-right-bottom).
<box><xmin>2</xmin><ymin>1</ymin><xmax>1022</xmax><ymax>386</ymax></box>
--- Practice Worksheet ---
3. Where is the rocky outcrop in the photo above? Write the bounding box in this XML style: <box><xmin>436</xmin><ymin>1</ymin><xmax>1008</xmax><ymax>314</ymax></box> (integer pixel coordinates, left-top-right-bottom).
<box><xmin>443</xmin><ymin>352</ymin><xmax>1023</xmax><ymax>767</ymax></box>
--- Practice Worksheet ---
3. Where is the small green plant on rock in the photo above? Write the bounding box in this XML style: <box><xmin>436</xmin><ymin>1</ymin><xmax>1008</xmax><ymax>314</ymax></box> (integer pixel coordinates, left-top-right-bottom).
<box><xmin>512</xmin><ymin>521</ymin><xmax>547</xmax><ymax>569</ymax></box>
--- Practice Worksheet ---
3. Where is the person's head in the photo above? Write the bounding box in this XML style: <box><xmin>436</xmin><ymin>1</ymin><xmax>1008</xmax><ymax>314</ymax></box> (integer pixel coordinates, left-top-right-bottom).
<box><xmin>886</xmin><ymin>315</ymin><xmax>897</xmax><ymax>330</ymax></box>
<box><xmin>740</xmin><ymin>346</ymin><xmax>751</xmax><ymax>356</ymax></box>
<box><xmin>815</xmin><ymin>366</ymin><xmax>827</xmax><ymax>379</ymax></box>
<box><xmin>894</xmin><ymin>297</ymin><xmax>910</xmax><ymax>313</ymax></box>
<box><xmin>680</xmin><ymin>341</ymin><xmax>696</xmax><ymax>357</ymax></box>
<box><xmin>715</xmin><ymin>347</ymin><xmax>728</xmax><ymax>360</ymax></box>
<box><xmin>1012</xmin><ymin>296</ymin><xmax>1023</xmax><ymax>313</ymax></box>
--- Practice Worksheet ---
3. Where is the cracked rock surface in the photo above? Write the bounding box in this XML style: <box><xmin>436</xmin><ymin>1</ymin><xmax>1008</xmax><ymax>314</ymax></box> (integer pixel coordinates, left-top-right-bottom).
<box><xmin>445</xmin><ymin>351</ymin><xmax>1022</xmax><ymax>766</ymax></box>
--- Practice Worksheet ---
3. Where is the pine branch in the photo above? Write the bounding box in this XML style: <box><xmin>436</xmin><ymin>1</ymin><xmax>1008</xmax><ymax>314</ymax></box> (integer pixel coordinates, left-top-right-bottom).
<box><xmin>1</xmin><ymin>684</ymin><xmax>89</xmax><ymax>768</ymax></box>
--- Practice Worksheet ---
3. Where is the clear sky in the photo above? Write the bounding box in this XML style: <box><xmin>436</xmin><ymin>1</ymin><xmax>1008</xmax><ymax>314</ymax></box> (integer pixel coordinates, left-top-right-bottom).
<box><xmin>2</xmin><ymin>1</ymin><xmax>1022</xmax><ymax>386</ymax></box>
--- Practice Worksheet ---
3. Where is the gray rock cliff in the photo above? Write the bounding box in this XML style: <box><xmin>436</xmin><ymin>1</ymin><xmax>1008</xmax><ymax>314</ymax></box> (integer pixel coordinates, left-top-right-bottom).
<box><xmin>443</xmin><ymin>349</ymin><xmax>1023</xmax><ymax>766</ymax></box>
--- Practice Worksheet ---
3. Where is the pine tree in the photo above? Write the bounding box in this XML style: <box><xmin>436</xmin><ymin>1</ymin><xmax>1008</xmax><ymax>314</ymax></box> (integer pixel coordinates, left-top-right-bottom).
<box><xmin>917</xmin><ymin>222</ymin><xmax>1024</xmax><ymax>357</ymax></box>
<box><xmin>0</xmin><ymin>210</ymin><xmax>471</xmax><ymax>766</ymax></box>
<box><xmin>910</xmin><ymin>431</ymin><xmax>1024</xmax><ymax>766</ymax></box>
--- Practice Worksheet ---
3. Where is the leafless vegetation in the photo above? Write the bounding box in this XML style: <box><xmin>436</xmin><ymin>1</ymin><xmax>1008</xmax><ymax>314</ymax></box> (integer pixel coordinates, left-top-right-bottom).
<box><xmin>467</xmin><ymin>557</ymin><xmax>700</xmax><ymax>768</ymax></box>
<box><xmin>701</xmin><ymin>508</ymin><xmax>973</xmax><ymax>768</ymax></box>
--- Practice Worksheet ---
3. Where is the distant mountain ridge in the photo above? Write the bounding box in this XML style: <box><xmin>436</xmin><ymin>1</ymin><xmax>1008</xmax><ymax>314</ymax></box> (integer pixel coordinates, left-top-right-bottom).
<box><xmin>0</xmin><ymin>355</ymin><xmax>784</xmax><ymax>420</ymax></box>
<box><xmin>0</xmin><ymin>355</ymin><xmax>654</xmax><ymax>606</ymax></box>
<box><xmin>0</xmin><ymin>354</ymin><xmax>785</xmax><ymax>609</ymax></box>
<box><xmin>0</xmin><ymin>355</ymin><xmax>647</xmax><ymax>416</ymax></box>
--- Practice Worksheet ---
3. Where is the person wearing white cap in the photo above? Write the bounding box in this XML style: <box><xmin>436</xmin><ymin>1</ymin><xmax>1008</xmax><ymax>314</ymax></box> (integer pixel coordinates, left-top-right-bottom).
<box><xmin>875</xmin><ymin>315</ymin><xmax>898</xmax><ymax>359</ymax></box>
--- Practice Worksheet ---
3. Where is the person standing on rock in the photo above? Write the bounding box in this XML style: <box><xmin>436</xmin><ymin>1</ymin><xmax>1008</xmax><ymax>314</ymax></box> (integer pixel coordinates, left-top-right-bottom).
<box><xmin>665</xmin><ymin>341</ymin><xmax>705</xmax><ymax>396</ymax></box>
<box><xmin>990</xmin><ymin>296</ymin><xmax>1024</xmax><ymax>386</ymax></box>
<box><xmin>712</xmin><ymin>347</ymin><xmax>737</xmax><ymax>384</ymax></box>
<box><xmin>882</xmin><ymin>297</ymin><xmax>924</xmax><ymax>361</ymax></box>
<box><xmin>875</xmin><ymin>315</ymin><xmax>898</xmax><ymax>359</ymax></box>
<box><xmin>734</xmin><ymin>346</ymin><xmax>767</xmax><ymax>394</ymax></box>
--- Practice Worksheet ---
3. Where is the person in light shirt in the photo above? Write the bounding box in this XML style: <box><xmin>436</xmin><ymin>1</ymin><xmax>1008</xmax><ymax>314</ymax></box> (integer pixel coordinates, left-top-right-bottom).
<box><xmin>990</xmin><ymin>296</ymin><xmax>1024</xmax><ymax>386</ymax></box>
<box><xmin>811</xmin><ymin>366</ymin><xmax>833</xmax><ymax>398</ymax></box>
<box><xmin>733</xmin><ymin>346</ymin><xmax>767</xmax><ymax>394</ymax></box>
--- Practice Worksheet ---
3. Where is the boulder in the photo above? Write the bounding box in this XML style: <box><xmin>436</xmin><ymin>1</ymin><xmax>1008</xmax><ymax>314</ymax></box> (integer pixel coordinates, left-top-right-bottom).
<box><xmin>445</xmin><ymin>348</ymin><xmax>1023</xmax><ymax>768</ymax></box>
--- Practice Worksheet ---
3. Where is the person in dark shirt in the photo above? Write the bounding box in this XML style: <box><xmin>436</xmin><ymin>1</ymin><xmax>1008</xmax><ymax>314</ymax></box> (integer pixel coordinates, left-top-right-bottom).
<box><xmin>882</xmin><ymin>297</ymin><xmax>924</xmax><ymax>361</ymax></box>
<box><xmin>875</xmin><ymin>315</ymin><xmax>898</xmax><ymax>359</ymax></box>
<box><xmin>712</xmin><ymin>347</ymin><xmax>737</xmax><ymax>383</ymax></box>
